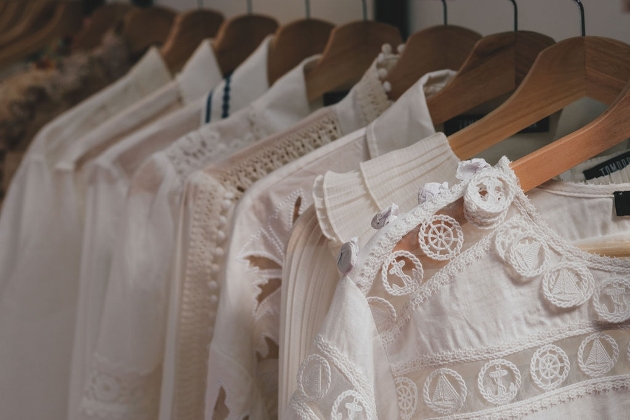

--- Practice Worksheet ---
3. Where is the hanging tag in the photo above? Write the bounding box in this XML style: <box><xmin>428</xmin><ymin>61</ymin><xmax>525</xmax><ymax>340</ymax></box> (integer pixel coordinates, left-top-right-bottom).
<box><xmin>583</xmin><ymin>151</ymin><xmax>630</xmax><ymax>180</ymax></box>
<box><xmin>614</xmin><ymin>191</ymin><xmax>630</xmax><ymax>217</ymax></box>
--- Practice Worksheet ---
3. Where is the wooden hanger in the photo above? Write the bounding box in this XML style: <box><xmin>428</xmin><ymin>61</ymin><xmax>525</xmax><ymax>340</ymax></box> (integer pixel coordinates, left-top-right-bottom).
<box><xmin>72</xmin><ymin>2</ymin><xmax>132</xmax><ymax>51</ymax></box>
<box><xmin>0</xmin><ymin>1</ymin><xmax>83</xmax><ymax>68</ymax></box>
<box><xmin>304</xmin><ymin>0</ymin><xmax>402</xmax><ymax>102</ymax></box>
<box><xmin>0</xmin><ymin>0</ymin><xmax>51</xmax><ymax>48</ymax></box>
<box><xmin>120</xmin><ymin>6</ymin><xmax>176</xmax><ymax>56</ymax></box>
<box><xmin>267</xmin><ymin>0</ymin><xmax>334</xmax><ymax>86</ymax></box>
<box><xmin>385</xmin><ymin>0</ymin><xmax>482</xmax><ymax>100</ymax></box>
<box><xmin>212</xmin><ymin>13</ymin><xmax>279</xmax><ymax>76</ymax></box>
<box><xmin>0</xmin><ymin>1</ymin><xmax>29</xmax><ymax>37</ymax></box>
<box><xmin>160</xmin><ymin>9</ymin><xmax>225</xmax><ymax>74</ymax></box>
<box><xmin>426</xmin><ymin>1</ymin><xmax>555</xmax><ymax>125</ymax></box>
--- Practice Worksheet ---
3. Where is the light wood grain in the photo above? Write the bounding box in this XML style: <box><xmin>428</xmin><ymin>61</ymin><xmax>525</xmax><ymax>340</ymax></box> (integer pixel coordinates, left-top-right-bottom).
<box><xmin>0</xmin><ymin>1</ymin><xmax>83</xmax><ymax>68</ymax></box>
<box><xmin>72</xmin><ymin>3</ymin><xmax>132</xmax><ymax>52</ymax></box>
<box><xmin>448</xmin><ymin>37</ymin><xmax>630</xmax><ymax>163</ymax></box>
<box><xmin>212</xmin><ymin>14</ymin><xmax>279</xmax><ymax>76</ymax></box>
<box><xmin>429</xmin><ymin>31</ymin><xmax>555</xmax><ymax>126</ymax></box>
<box><xmin>385</xmin><ymin>25</ymin><xmax>482</xmax><ymax>101</ymax></box>
<box><xmin>160</xmin><ymin>9</ymin><xmax>224</xmax><ymax>74</ymax></box>
<box><xmin>120</xmin><ymin>6</ymin><xmax>176</xmax><ymax>56</ymax></box>
<box><xmin>305</xmin><ymin>21</ymin><xmax>402</xmax><ymax>102</ymax></box>
<box><xmin>267</xmin><ymin>18</ymin><xmax>334</xmax><ymax>86</ymax></box>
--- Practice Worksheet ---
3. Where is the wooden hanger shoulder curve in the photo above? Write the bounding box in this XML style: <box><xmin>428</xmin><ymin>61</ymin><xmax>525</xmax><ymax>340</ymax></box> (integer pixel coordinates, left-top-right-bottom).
<box><xmin>0</xmin><ymin>1</ymin><xmax>29</xmax><ymax>36</ymax></box>
<box><xmin>121</xmin><ymin>6</ymin><xmax>176</xmax><ymax>56</ymax></box>
<box><xmin>449</xmin><ymin>36</ymin><xmax>630</xmax><ymax>163</ymax></box>
<box><xmin>385</xmin><ymin>25</ymin><xmax>482</xmax><ymax>101</ymax></box>
<box><xmin>72</xmin><ymin>3</ymin><xmax>132</xmax><ymax>52</ymax></box>
<box><xmin>0</xmin><ymin>1</ymin><xmax>83</xmax><ymax>68</ymax></box>
<box><xmin>427</xmin><ymin>30</ymin><xmax>555</xmax><ymax>126</ymax></box>
<box><xmin>304</xmin><ymin>21</ymin><xmax>403</xmax><ymax>102</ymax></box>
<box><xmin>212</xmin><ymin>14</ymin><xmax>279</xmax><ymax>76</ymax></box>
<box><xmin>267</xmin><ymin>18</ymin><xmax>334</xmax><ymax>86</ymax></box>
<box><xmin>0</xmin><ymin>0</ymin><xmax>51</xmax><ymax>48</ymax></box>
<box><xmin>160</xmin><ymin>9</ymin><xmax>225</xmax><ymax>74</ymax></box>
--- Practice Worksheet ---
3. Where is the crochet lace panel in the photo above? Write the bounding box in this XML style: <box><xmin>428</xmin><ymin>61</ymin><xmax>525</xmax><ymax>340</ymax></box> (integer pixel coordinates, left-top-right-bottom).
<box><xmin>292</xmin><ymin>158</ymin><xmax>630</xmax><ymax>419</ymax></box>
<box><xmin>354</xmin><ymin>60</ymin><xmax>393</xmax><ymax>127</ymax></box>
<box><xmin>173</xmin><ymin>112</ymin><xmax>343</xmax><ymax>420</ymax></box>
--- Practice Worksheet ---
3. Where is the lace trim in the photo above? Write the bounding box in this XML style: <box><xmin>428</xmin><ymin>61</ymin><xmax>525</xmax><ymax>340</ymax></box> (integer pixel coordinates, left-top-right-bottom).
<box><xmin>173</xmin><ymin>113</ymin><xmax>343</xmax><ymax>420</ymax></box>
<box><xmin>354</xmin><ymin>56</ymin><xmax>394</xmax><ymax>127</ymax></box>
<box><xmin>428</xmin><ymin>375</ymin><xmax>630</xmax><ymax>420</ymax></box>
<box><xmin>165</xmin><ymin>107</ymin><xmax>262</xmax><ymax>182</ymax></box>
<box><xmin>80</xmin><ymin>354</ymin><xmax>161</xmax><ymax>420</ymax></box>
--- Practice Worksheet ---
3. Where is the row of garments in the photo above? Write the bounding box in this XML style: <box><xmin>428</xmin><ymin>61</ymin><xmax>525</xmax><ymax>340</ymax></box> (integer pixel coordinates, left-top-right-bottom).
<box><xmin>1</xmin><ymin>1</ymin><xmax>630</xmax><ymax>419</ymax></box>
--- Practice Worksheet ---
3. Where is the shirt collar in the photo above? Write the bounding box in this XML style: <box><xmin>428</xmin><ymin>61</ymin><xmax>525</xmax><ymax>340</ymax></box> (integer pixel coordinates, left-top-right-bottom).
<box><xmin>202</xmin><ymin>36</ymin><xmax>272</xmax><ymax>124</ymax></box>
<box><xmin>176</xmin><ymin>39</ymin><xmax>222</xmax><ymax>105</ymax></box>
<box><xmin>129</xmin><ymin>46</ymin><xmax>172</xmax><ymax>96</ymax></box>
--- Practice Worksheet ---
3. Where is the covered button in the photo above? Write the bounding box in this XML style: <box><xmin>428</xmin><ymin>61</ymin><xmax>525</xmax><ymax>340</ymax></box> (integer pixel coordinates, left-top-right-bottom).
<box><xmin>371</xmin><ymin>203</ymin><xmax>400</xmax><ymax>230</ymax></box>
<box><xmin>337</xmin><ymin>237</ymin><xmax>359</xmax><ymax>275</ymax></box>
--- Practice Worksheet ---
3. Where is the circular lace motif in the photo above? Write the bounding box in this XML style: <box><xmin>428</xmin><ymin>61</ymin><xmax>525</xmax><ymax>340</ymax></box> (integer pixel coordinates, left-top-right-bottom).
<box><xmin>530</xmin><ymin>344</ymin><xmax>570</xmax><ymax>391</ymax></box>
<box><xmin>331</xmin><ymin>390</ymin><xmax>372</xmax><ymax>420</ymax></box>
<box><xmin>464</xmin><ymin>171</ymin><xmax>515</xmax><ymax>229</ymax></box>
<box><xmin>593</xmin><ymin>277</ymin><xmax>630</xmax><ymax>323</ymax></box>
<box><xmin>507</xmin><ymin>232</ymin><xmax>551</xmax><ymax>278</ymax></box>
<box><xmin>542</xmin><ymin>262</ymin><xmax>594</xmax><ymax>308</ymax></box>
<box><xmin>395</xmin><ymin>377</ymin><xmax>418</xmax><ymax>420</ymax></box>
<box><xmin>477</xmin><ymin>359</ymin><xmax>521</xmax><ymax>406</ymax></box>
<box><xmin>381</xmin><ymin>250</ymin><xmax>424</xmax><ymax>296</ymax></box>
<box><xmin>578</xmin><ymin>333</ymin><xmax>619</xmax><ymax>378</ymax></box>
<box><xmin>423</xmin><ymin>368</ymin><xmax>467</xmax><ymax>415</ymax></box>
<box><xmin>418</xmin><ymin>215</ymin><xmax>464</xmax><ymax>261</ymax></box>
<box><xmin>494</xmin><ymin>217</ymin><xmax>530</xmax><ymax>261</ymax></box>
<box><xmin>367</xmin><ymin>297</ymin><xmax>397</xmax><ymax>330</ymax></box>
<box><xmin>297</xmin><ymin>355</ymin><xmax>332</xmax><ymax>402</ymax></box>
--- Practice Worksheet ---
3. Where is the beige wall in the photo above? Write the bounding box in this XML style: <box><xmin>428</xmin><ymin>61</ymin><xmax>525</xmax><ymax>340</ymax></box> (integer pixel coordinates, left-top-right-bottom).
<box><xmin>410</xmin><ymin>0</ymin><xmax>630</xmax><ymax>43</ymax></box>
<box><xmin>151</xmin><ymin>0</ymin><xmax>374</xmax><ymax>24</ymax></box>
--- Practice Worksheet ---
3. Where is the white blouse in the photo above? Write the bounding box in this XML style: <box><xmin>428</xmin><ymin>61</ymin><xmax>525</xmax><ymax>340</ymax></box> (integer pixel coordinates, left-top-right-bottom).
<box><xmin>0</xmin><ymin>47</ymin><xmax>171</xmax><ymax>420</ymax></box>
<box><xmin>194</xmin><ymin>53</ymin><xmax>401</xmax><ymax>420</ymax></box>
<box><xmin>78</xmin><ymin>55</ymin><xmax>321</xmax><ymax>420</ymax></box>
<box><xmin>287</xmin><ymin>157</ymin><xmax>630</xmax><ymax>419</ymax></box>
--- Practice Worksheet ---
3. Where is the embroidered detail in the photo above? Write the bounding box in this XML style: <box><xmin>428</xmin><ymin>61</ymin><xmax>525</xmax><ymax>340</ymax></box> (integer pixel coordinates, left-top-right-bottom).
<box><xmin>464</xmin><ymin>169</ymin><xmax>514</xmax><ymax>229</ymax></box>
<box><xmin>418</xmin><ymin>215</ymin><xmax>464</xmax><ymax>261</ymax></box>
<box><xmin>395</xmin><ymin>377</ymin><xmax>418</xmax><ymax>420</ymax></box>
<box><xmin>297</xmin><ymin>355</ymin><xmax>332</xmax><ymax>402</ymax></box>
<box><xmin>530</xmin><ymin>344</ymin><xmax>570</xmax><ymax>391</ymax></box>
<box><xmin>371</xmin><ymin>203</ymin><xmax>399</xmax><ymax>230</ymax></box>
<box><xmin>593</xmin><ymin>277</ymin><xmax>630</xmax><ymax>323</ymax></box>
<box><xmin>542</xmin><ymin>262</ymin><xmax>595</xmax><ymax>309</ymax></box>
<box><xmin>338</xmin><ymin>238</ymin><xmax>359</xmax><ymax>275</ymax></box>
<box><xmin>456</xmin><ymin>158</ymin><xmax>491</xmax><ymax>181</ymax></box>
<box><xmin>418</xmin><ymin>182</ymin><xmax>449</xmax><ymax>205</ymax></box>
<box><xmin>331</xmin><ymin>390</ymin><xmax>373</xmax><ymax>420</ymax></box>
<box><xmin>507</xmin><ymin>232</ymin><xmax>551</xmax><ymax>278</ymax></box>
<box><xmin>367</xmin><ymin>297</ymin><xmax>397</xmax><ymax>330</ymax></box>
<box><xmin>494</xmin><ymin>217</ymin><xmax>530</xmax><ymax>262</ymax></box>
<box><xmin>381</xmin><ymin>250</ymin><xmax>424</xmax><ymax>296</ymax></box>
<box><xmin>478</xmin><ymin>359</ymin><xmax>521</xmax><ymax>406</ymax></box>
<box><xmin>578</xmin><ymin>333</ymin><xmax>619</xmax><ymax>378</ymax></box>
<box><xmin>423</xmin><ymin>368</ymin><xmax>467</xmax><ymax>415</ymax></box>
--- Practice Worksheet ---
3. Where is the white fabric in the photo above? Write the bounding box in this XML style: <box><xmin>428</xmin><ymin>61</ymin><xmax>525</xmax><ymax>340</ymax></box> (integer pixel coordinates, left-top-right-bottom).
<box><xmin>287</xmin><ymin>157</ymin><xmax>630</xmax><ymax>419</ymax></box>
<box><xmin>0</xmin><ymin>47</ymin><xmax>171</xmax><ymax>420</ymax></box>
<box><xmin>66</xmin><ymin>40</ymin><xmax>224</xmax><ymax>420</ymax></box>
<box><xmin>201</xmin><ymin>36</ymin><xmax>272</xmax><ymax>124</ymax></box>
<box><xmin>78</xmin><ymin>56</ymin><xmax>320</xmax><ymax>420</ymax></box>
<box><xmin>199</xmin><ymin>55</ymin><xmax>402</xmax><ymax>420</ymax></box>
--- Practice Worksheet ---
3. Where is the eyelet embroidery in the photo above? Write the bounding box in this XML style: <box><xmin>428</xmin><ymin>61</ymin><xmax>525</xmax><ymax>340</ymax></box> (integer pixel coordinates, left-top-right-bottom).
<box><xmin>507</xmin><ymin>232</ymin><xmax>551</xmax><ymax>278</ymax></box>
<box><xmin>381</xmin><ymin>250</ymin><xmax>424</xmax><ymax>296</ymax></box>
<box><xmin>418</xmin><ymin>215</ymin><xmax>464</xmax><ymax>261</ymax></box>
<box><xmin>578</xmin><ymin>333</ymin><xmax>619</xmax><ymax>378</ymax></box>
<box><xmin>477</xmin><ymin>359</ymin><xmax>521</xmax><ymax>405</ymax></box>
<box><xmin>331</xmin><ymin>390</ymin><xmax>373</xmax><ymax>420</ymax></box>
<box><xmin>423</xmin><ymin>368</ymin><xmax>467</xmax><ymax>415</ymax></box>
<box><xmin>367</xmin><ymin>297</ymin><xmax>397</xmax><ymax>330</ymax></box>
<box><xmin>542</xmin><ymin>262</ymin><xmax>595</xmax><ymax>309</ymax></box>
<box><xmin>395</xmin><ymin>377</ymin><xmax>418</xmax><ymax>420</ymax></box>
<box><xmin>593</xmin><ymin>277</ymin><xmax>630</xmax><ymax>323</ymax></box>
<box><xmin>297</xmin><ymin>355</ymin><xmax>332</xmax><ymax>402</ymax></box>
<box><xmin>530</xmin><ymin>344</ymin><xmax>570</xmax><ymax>391</ymax></box>
<box><xmin>464</xmin><ymin>170</ymin><xmax>514</xmax><ymax>229</ymax></box>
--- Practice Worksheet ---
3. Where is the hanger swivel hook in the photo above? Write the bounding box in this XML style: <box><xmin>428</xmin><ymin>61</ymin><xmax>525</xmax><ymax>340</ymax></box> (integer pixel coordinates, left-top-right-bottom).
<box><xmin>573</xmin><ymin>0</ymin><xmax>586</xmax><ymax>36</ymax></box>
